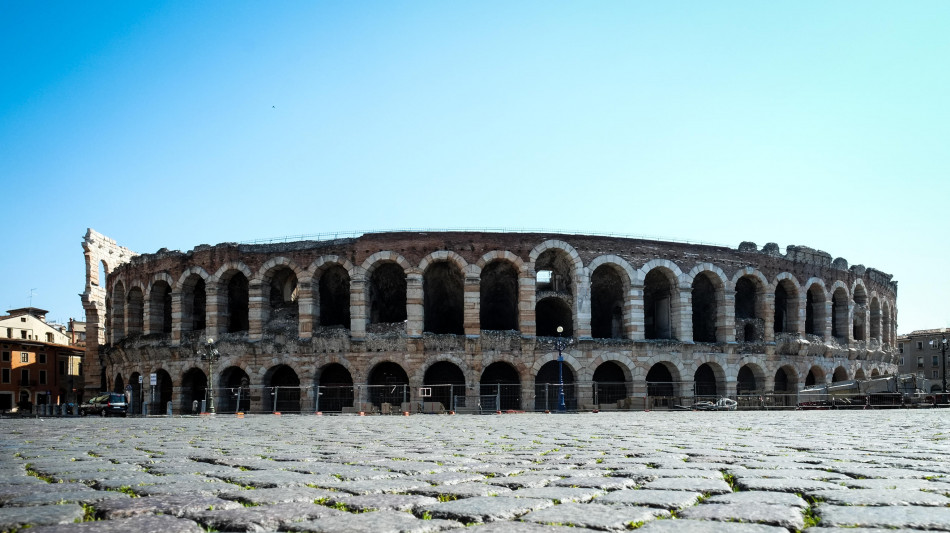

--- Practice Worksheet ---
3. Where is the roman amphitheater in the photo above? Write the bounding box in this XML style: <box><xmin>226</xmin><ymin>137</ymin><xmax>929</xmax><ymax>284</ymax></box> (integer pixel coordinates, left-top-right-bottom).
<box><xmin>81</xmin><ymin>229</ymin><xmax>899</xmax><ymax>414</ymax></box>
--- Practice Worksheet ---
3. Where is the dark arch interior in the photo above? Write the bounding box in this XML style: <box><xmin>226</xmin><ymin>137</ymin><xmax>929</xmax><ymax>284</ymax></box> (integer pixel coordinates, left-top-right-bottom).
<box><xmin>221</xmin><ymin>366</ymin><xmax>250</xmax><ymax>413</ymax></box>
<box><xmin>267</xmin><ymin>364</ymin><xmax>300</xmax><ymax>413</ymax></box>
<box><xmin>318</xmin><ymin>363</ymin><xmax>353</xmax><ymax>412</ymax></box>
<box><xmin>535</xmin><ymin>297</ymin><xmax>572</xmax><ymax>337</ymax></box>
<box><xmin>737</xmin><ymin>366</ymin><xmax>756</xmax><ymax>394</ymax></box>
<box><xmin>534</xmin><ymin>360</ymin><xmax>576</xmax><ymax>411</ymax></box>
<box><xmin>646</xmin><ymin>363</ymin><xmax>674</xmax><ymax>397</ymax></box>
<box><xmin>480</xmin><ymin>260</ymin><xmax>519</xmax><ymax>331</ymax></box>
<box><xmin>155</xmin><ymin>369</ymin><xmax>173</xmax><ymax>413</ymax></box>
<box><xmin>644</xmin><ymin>270</ymin><xmax>672</xmax><ymax>339</ymax></box>
<box><xmin>370</xmin><ymin>263</ymin><xmax>407</xmax><ymax>324</ymax></box>
<box><xmin>423</xmin><ymin>361</ymin><xmax>466</xmax><ymax>411</ymax></box>
<box><xmin>181</xmin><ymin>367</ymin><xmax>207</xmax><ymax>413</ymax></box>
<box><xmin>694</xmin><ymin>364</ymin><xmax>717</xmax><ymax>397</ymax></box>
<box><xmin>319</xmin><ymin>266</ymin><xmax>351</xmax><ymax>328</ymax></box>
<box><xmin>691</xmin><ymin>273</ymin><xmax>717</xmax><ymax>342</ymax></box>
<box><xmin>423</xmin><ymin>261</ymin><xmax>464</xmax><ymax>334</ymax></box>
<box><xmin>227</xmin><ymin>272</ymin><xmax>249</xmax><ymax>333</ymax></box>
<box><xmin>368</xmin><ymin>362</ymin><xmax>409</xmax><ymax>407</ymax></box>
<box><xmin>735</xmin><ymin>277</ymin><xmax>757</xmax><ymax>319</ymax></box>
<box><xmin>592</xmin><ymin>361</ymin><xmax>627</xmax><ymax>405</ymax></box>
<box><xmin>480</xmin><ymin>362</ymin><xmax>521</xmax><ymax>411</ymax></box>
<box><xmin>591</xmin><ymin>265</ymin><xmax>625</xmax><ymax>339</ymax></box>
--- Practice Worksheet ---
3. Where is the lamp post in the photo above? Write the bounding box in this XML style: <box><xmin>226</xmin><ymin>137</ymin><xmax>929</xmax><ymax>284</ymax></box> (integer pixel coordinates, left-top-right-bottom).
<box><xmin>931</xmin><ymin>337</ymin><xmax>949</xmax><ymax>395</ymax></box>
<box><xmin>554</xmin><ymin>326</ymin><xmax>570</xmax><ymax>412</ymax></box>
<box><xmin>197</xmin><ymin>338</ymin><xmax>220</xmax><ymax>414</ymax></box>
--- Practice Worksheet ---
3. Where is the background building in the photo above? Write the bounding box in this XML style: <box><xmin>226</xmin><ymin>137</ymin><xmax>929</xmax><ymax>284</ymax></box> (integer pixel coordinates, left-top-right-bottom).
<box><xmin>898</xmin><ymin>328</ymin><xmax>949</xmax><ymax>392</ymax></box>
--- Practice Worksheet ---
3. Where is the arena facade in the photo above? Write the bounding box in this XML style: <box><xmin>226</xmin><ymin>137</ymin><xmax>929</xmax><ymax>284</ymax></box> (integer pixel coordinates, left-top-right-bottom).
<box><xmin>80</xmin><ymin>228</ymin><xmax>899</xmax><ymax>413</ymax></box>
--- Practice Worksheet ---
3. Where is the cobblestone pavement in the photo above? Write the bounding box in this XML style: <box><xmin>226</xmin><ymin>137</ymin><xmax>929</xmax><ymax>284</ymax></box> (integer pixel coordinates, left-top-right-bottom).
<box><xmin>2</xmin><ymin>410</ymin><xmax>950</xmax><ymax>532</ymax></box>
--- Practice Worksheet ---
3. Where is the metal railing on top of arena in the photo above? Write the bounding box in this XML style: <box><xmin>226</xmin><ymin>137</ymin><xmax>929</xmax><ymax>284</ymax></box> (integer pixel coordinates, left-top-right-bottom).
<box><xmin>237</xmin><ymin>228</ymin><xmax>728</xmax><ymax>248</ymax></box>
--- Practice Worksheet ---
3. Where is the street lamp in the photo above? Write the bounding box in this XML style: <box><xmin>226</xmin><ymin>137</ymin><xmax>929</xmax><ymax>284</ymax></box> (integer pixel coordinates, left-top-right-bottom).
<box><xmin>931</xmin><ymin>337</ymin><xmax>949</xmax><ymax>395</ymax></box>
<box><xmin>197</xmin><ymin>338</ymin><xmax>220</xmax><ymax>414</ymax></box>
<box><xmin>553</xmin><ymin>326</ymin><xmax>572</xmax><ymax>412</ymax></box>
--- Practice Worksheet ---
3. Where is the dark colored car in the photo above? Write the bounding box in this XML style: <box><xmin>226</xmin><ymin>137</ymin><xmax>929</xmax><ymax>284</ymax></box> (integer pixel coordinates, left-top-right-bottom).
<box><xmin>79</xmin><ymin>393</ymin><xmax>128</xmax><ymax>417</ymax></box>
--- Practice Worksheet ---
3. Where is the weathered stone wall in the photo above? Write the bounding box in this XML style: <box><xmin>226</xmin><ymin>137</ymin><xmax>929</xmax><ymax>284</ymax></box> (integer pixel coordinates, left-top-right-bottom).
<box><xmin>89</xmin><ymin>230</ymin><xmax>899</xmax><ymax>410</ymax></box>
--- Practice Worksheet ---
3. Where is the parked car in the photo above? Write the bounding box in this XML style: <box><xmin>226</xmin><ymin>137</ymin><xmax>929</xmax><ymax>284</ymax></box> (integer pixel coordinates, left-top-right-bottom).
<box><xmin>79</xmin><ymin>393</ymin><xmax>128</xmax><ymax>417</ymax></box>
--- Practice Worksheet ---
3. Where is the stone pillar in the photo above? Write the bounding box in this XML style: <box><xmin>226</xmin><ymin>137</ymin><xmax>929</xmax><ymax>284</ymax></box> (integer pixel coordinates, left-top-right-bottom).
<box><xmin>519</xmin><ymin>270</ymin><xmax>536</xmax><ymax>337</ymax></box>
<box><xmin>350</xmin><ymin>276</ymin><xmax>367</xmax><ymax>340</ymax></box>
<box><xmin>171</xmin><ymin>293</ymin><xmax>183</xmax><ymax>344</ymax></box>
<box><xmin>205</xmin><ymin>285</ymin><xmax>225</xmax><ymax>338</ymax></box>
<box><xmin>297</xmin><ymin>280</ymin><xmax>314</xmax><ymax>339</ymax></box>
<box><xmin>628</xmin><ymin>283</ymin><xmax>644</xmax><ymax>340</ymax></box>
<box><xmin>822</xmin><ymin>300</ymin><xmax>833</xmax><ymax>340</ymax></box>
<box><xmin>720</xmin><ymin>286</ymin><xmax>736</xmax><ymax>343</ymax></box>
<box><xmin>575</xmin><ymin>271</ymin><xmax>592</xmax><ymax>340</ymax></box>
<box><xmin>248</xmin><ymin>280</ymin><xmax>264</xmax><ymax>341</ymax></box>
<box><xmin>762</xmin><ymin>291</ymin><xmax>775</xmax><ymax>343</ymax></box>
<box><xmin>674</xmin><ymin>283</ymin><xmax>692</xmax><ymax>342</ymax></box>
<box><xmin>463</xmin><ymin>268</ymin><xmax>480</xmax><ymax>337</ymax></box>
<box><xmin>406</xmin><ymin>271</ymin><xmax>423</xmax><ymax>338</ymax></box>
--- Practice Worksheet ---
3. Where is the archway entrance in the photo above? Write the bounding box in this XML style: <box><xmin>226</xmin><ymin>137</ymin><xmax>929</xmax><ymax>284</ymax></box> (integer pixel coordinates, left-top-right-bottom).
<box><xmin>423</xmin><ymin>361</ymin><xmax>465</xmax><ymax>412</ymax></box>
<box><xmin>265</xmin><ymin>365</ymin><xmax>300</xmax><ymax>413</ymax></box>
<box><xmin>181</xmin><ymin>368</ymin><xmax>207</xmax><ymax>414</ymax></box>
<box><xmin>221</xmin><ymin>366</ymin><xmax>250</xmax><ymax>413</ymax></box>
<box><xmin>534</xmin><ymin>360</ymin><xmax>576</xmax><ymax>411</ymax></box>
<box><xmin>318</xmin><ymin>363</ymin><xmax>353</xmax><ymax>413</ymax></box>
<box><xmin>480</xmin><ymin>362</ymin><xmax>521</xmax><ymax>411</ymax></box>
<box><xmin>368</xmin><ymin>362</ymin><xmax>409</xmax><ymax>410</ymax></box>
<box><xmin>592</xmin><ymin>361</ymin><xmax>628</xmax><ymax>406</ymax></box>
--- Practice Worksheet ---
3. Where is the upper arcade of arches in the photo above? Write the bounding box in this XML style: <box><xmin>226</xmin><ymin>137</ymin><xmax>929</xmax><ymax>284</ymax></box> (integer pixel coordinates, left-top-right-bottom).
<box><xmin>94</xmin><ymin>231</ymin><xmax>898</xmax><ymax>351</ymax></box>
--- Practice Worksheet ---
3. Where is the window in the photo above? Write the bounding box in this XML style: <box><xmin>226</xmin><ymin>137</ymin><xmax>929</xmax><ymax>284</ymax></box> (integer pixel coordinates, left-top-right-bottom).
<box><xmin>20</xmin><ymin>330</ymin><xmax>27</xmax><ymax>339</ymax></box>
<box><xmin>899</xmin><ymin>342</ymin><xmax>904</xmax><ymax>354</ymax></box>
<box><xmin>20</xmin><ymin>352</ymin><xmax>29</xmax><ymax>363</ymax></box>
<box><xmin>38</xmin><ymin>353</ymin><xmax>46</xmax><ymax>364</ymax></box>
<box><xmin>4</xmin><ymin>328</ymin><xmax>9</xmax><ymax>337</ymax></box>
<box><xmin>20</xmin><ymin>369</ymin><xmax>28</xmax><ymax>384</ymax></box>
<box><xmin>39</xmin><ymin>370</ymin><xmax>46</xmax><ymax>385</ymax></box>
<box><xmin>59</xmin><ymin>361</ymin><xmax>66</xmax><ymax>376</ymax></box>
<box><xmin>934</xmin><ymin>370</ymin><xmax>939</xmax><ymax>379</ymax></box>
<box><xmin>1</xmin><ymin>351</ymin><xmax>8</xmax><ymax>362</ymax></box>
<box><xmin>917</xmin><ymin>341</ymin><xmax>923</xmax><ymax>350</ymax></box>
<box><xmin>934</xmin><ymin>356</ymin><xmax>939</xmax><ymax>367</ymax></box>
<box><xmin>918</xmin><ymin>357</ymin><xmax>924</xmax><ymax>368</ymax></box>
<box><xmin>20</xmin><ymin>317</ymin><xmax>26</xmax><ymax>322</ymax></box>
<box><xmin>1</xmin><ymin>369</ymin><xmax>9</xmax><ymax>383</ymax></box>
<box><xmin>45</xmin><ymin>332</ymin><xmax>53</xmax><ymax>343</ymax></box>
<box><xmin>900</xmin><ymin>357</ymin><xmax>905</xmax><ymax>366</ymax></box>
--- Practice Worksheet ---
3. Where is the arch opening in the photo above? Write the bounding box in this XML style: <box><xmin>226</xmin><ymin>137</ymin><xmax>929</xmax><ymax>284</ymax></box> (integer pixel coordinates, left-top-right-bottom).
<box><xmin>369</xmin><ymin>262</ymin><xmax>407</xmax><ymax>325</ymax></box>
<box><xmin>265</xmin><ymin>364</ymin><xmax>300</xmax><ymax>413</ymax></box>
<box><xmin>644</xmin><ymin>269</ymin><xmax>673</xmax><ymax>340</ymax></box>
<box><xmin>592</xmin><ymin>361</ymin><xmax>628</xmax><ymax>406</ymax></box>
<box><xmin>535</xmin><ymin>297</ymin><xmax>573</xmax><ymax>337</ymax></box>
<box><xmin>368</xmin><ymin>362</ymin><xmax>409</xmax><ymax>409</ymax></box>
<box><xmin>691</xmin><ymin>272</ymin><xmax>718</xmax><ymax>343</ymax></box>
<box><xmin>534</xmin><ymin>360</ymin><xmax>576</xmax><ymax>411</ymax></box>
<box><xmin>319</xmin><ymin>265</ymin><xmax>351</xmax><ymax>329</ymax></box>
<box><xmin>480</xmin><ymin>362</ymin><xmax>521</xmax><ymax>411</ymax></box>
<box><xmin>423</xmin><ymin>261</ymin><xmax>464</xmax><ymax>335</ymax></box>
<box><xmin>317</xmin><ymin>363</ymin><xmax>353</xmax><ymax>412</ymax></box>
<box><xmin>591</xmin><ymin>265</ymin><xmax>625</xmax><ymax>339</ymax></box>
<box><xmin>423</xmin><ymin>361</ymin><xmax>466</xmax><ymax>412</ymax></box>
<box><xmin>480</xmin><ymin>260</ymin><xmax>519</xmax><ymax>331</ymax></box>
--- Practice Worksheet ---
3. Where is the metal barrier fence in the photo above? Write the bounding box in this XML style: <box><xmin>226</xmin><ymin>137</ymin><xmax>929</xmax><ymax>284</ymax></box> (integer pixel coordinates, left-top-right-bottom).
<box><xmin>125</xmin><ymin>383</ymin><xmax>949</xmax><ymax>416</ymax></box>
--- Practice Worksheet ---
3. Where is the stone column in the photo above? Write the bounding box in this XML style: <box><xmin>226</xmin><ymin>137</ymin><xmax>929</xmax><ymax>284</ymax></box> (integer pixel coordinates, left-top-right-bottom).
<box><xmin>575</xmin><ymin>270</ymin><xmax>592</xmax><ymax>340</ymax></box>
<box><xmin>350</xmin><ymin>276</ymin><xmax>367</xmax><ymax>341</ymax></box>
<box><xmin>519</xmin><ymin>269</ymin><xmax>536</xmax><ymax>337</ymax></box>
<box><xmin>628</xmin><ymin>283</ymin><xmax>644</xmax><ymax>340</ymax></box>
<box><xmin>762</xmin><ymin>291</ymin><xmax>775</xmax><ymax>343</ymax></box>
<box><xmin>463</xmin><ymin>268</ymin><xmax>480</xmax><ymax>337</ymax></box>
<box><xmin>406</xmin><ymin>271</ymin><xmax>423</xmax><ymax>338</ymax></box>
<box><xmin>674</xmin><ymin>283</ymin><xmax>692</xmax><ymax>342</ymax></box>
<box><xmin>248</xmin><ymin>280</ymin><xmax>264</xmax><ymax>341</ymax></box>
<box><xmin>171</xmin><ymin>293</ymin><xmax>183</xmax><ymax>344</ymax></box>
<box><xmin>297</xmin><ymin>280</ymin><xmax>314</xmax><ymax>339</ymax></box>
<box><xmin>720</xmin><ymin>286</ymin><xmax>736</xmax><ymax>343</ymax></box>
<box><xmin>205</xmin><ymin>285</ymin><xmax>224</xmax><ymax>339</ymax></box>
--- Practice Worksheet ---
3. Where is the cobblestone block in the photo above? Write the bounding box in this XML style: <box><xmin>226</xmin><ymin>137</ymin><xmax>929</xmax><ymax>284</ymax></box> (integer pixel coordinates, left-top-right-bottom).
<box><xmin>595</xmin><ymin>488</ymin><xmax>702</xmax><ymax>509</ymax></box>
<box><xmin>642</xmin><ymin>477</ymin><xmax>733</xmax><ymax>494</ymax></box>
<box><xmin>93</xmin><ymin>493</ymin><xmax>244</xmax><ymax>519</ymax></box>
<box><xmin>420</xmin><ymin>496</ymin><xmax>553</xmax><ymax>523</ymax></box>
<box><xmin>735</xmin><ymin>478</ymin><xmax>846</xmax><ymax>495</ymax></box>
<box><xmin>219</xmin><ymin>486</ymin><xmax>338</xmax><ymax>505</ymax></box>
<box><xmin>193</xmin><ymin>501</ymin><xmax>345</xmax><ymax>531</ymax></box>
<box><xmin>520</xmin><ymin>502</ymin><xmax>668</xmax><ymax>530</ymax></box>
<box><xmin>548</xmin><ymin>475</ymin><xmax>639</xmax><ymax>490</ymax></box>
<box><xmin>26</xmin><ymin>514</ymin><xmax>206</xmax><ymax>533</ymax></box>
<box><xmin>811</xmin><ymin>488</ymin><xmax>950</xmax><ymax>506</ymax></box>
<box><xmin>705</xmin><ymin>490</ymin><xmax>808</xmax><ymax>508</ymax></box>
<box><xmin>0</xmin><ymin>503</ymin><xmax>85</xmax><ymax>530</ymax></box>
<box><xmin>485</xmin><ymin>474</ymin><xmax>560</xmax><ymax>489</ymax></box>
<box><xmin>314</xmin><ymin>477</ymin><xmax>433</xmax><ymax>494</ymax></box>
<box><xmin>292</xmin><ymin>509</ymin><xmax>461</xmax><ymax>532</ymax></box>
<box><xmin>413</xmin><ymin>482</ymin><xmax>512</xmax><ymax>499</ymax></box>
<box><xmin>679</xmin><ymin>503</ymin><xmax>804</xmax><ymax>530</ymax></box>
<box><xmin>330</xmin><ymin>493</ymin><xmax>439</xmax><ymax>512</ymax></box>
<box><xmin>510</xmin><ymin>487</ymin><xmax>604</xmax><ymax>503</ymax></box>
<box><xmin>817</xmin><ymin>504</ymin><xmax>950</xmax><ymax>529</ymax></box>
<box><xmin>636</xmin><ymin>519</ymin><xmax>792</xmax><ymax>532</ymax></box>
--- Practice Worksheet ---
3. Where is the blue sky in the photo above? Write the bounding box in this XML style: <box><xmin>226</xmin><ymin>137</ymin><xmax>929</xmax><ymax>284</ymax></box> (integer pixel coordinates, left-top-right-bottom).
<box><xmin>1</xmin><ymin>2</ymin><xmax>948</xmax><ymax>334</ymax></box>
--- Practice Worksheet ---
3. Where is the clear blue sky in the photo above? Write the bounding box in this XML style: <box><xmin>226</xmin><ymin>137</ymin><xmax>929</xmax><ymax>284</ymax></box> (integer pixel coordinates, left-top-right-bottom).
<box><xmin>2</xmin><ymin>2</ymin><xmax>948</xmax><ymax>334</ymax></box>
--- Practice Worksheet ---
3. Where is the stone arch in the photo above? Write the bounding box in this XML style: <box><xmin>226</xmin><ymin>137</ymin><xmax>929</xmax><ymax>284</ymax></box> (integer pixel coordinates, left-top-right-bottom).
<box><xmin>311</xmin><ymin>256</ymin><xmax>355</xmax><ymax>329</ymax></box>
<box><xmin>736</xmin><ymin>362</ymin><xmax>766</xmax><ymax>394</ymax></box>
<box><xmin>687</xmin><ymin>265</ymin><xmax>728</xmax><ymax>343</ymax></box>
<box><xmin>316</xmin><ymin>362</ymin><xmax>354</xmax><ymax>413</ymax></box>
<box><xmin>422</xmin><ymin>360</ymin><xmax>468</xmax><ymax>412</ymax></box>
<box><xmin>368</xmin><ymin>361</ymin><xmax>410</xmax><ymax>408</ymax></box>
<box><xmin>531</xmin><ymin>241</ymin><xmax>583</xmax><ymax>337</ymax></box>
<box><xmin>854</xmin><ymin>367</ymin><xmax>867</xmax><ymax>381</ymax></box>
<box><xmin>591</xmin><ymin>359</ymin><xmax>631</xmax><ymax>406</ymax></box>
<box><xmin>830</xmin><ymin>282</ymin><xmax>850</xmax><ymax>340</ymax></box>
<box><xmin>882</xmin><ymin>300</ymin><xmax>893</xmax><ymax>346</ymax></box>
<box><xmin>640</xmin><ymin>260</ymin><xmax>683</xmax><ymax>340</ymax></box>
<box><xmin>535</xmin><ymin>297</ymin><xmax>573</xmax><ymax>337</ymax></box>
<box><xmin>772</xmin><ymin>273</ymin><xmax>802</xmax><ymax>335</ymax></box>
<box><xmin>804</xmin><ymin>365</ymin><xmax>826</xmax><ymax>387</ymax></box>
<box><xmin>412</xmin><ymin>354</ymin><xmax>473</xmax><ymax>385</ymax></box>
<box><xmin>480</xmin><ymin>360</ymin><xmax>522</xmax><ymax>411</ymax></box>
<box><xmin>804</xmin><ymin>279</ymin><xmax>828</xmax><ymax>337</ymax></box>
<box><xmin>256</xmin><ymin>258</ymin><xmax>303</xmax><ymax>332</ymax></box>
<box><xmin>363</xmin><ymin>253</ymin><xmax>411</xmax><ymax>326</ymax></box>
<box><xmin>773</xmin><ymin>364</ymin><xmax>799</xmax><ymax>407</ymax></box>
<box><xmin>180</xmin><ymin>367</ymin><xmax>207</xmax><ymax>414</ymax></box>
<box><xmin>111</xmin><ymin>280</ymin><xmax>126</xmax><ymax>342</ymax></box>
<box><xmin>214</xmin><ymin>263</ymin><xmax>252</xmax><ymax>334</ymax></box>
<box><xmin>534</xmin><ymin>358</ymin><xmax>578</xmax><ymax>411</ymax></box>
<box><xmin>147</xmin><ymin>274</ymin><xmax>174</xmax><ymax>335</ymax></box>
<box><xmin>589</xmin><ymin>258</ymin><xmax>633</xmax><ymax>340</ymax></box>
<box><xmin>479</xmin><ymin>256</ymin><xmax>521</xmax><ymax>332</ymax></box>
<box><xmin>263</xmin><ymin>364</ymin><xmax>301</xmax><ymax>413</ymax></box>
<box><xmin>220</xmin><ymin>365</ymin><xmax>251</xmax><ymax>413</ymax></box>
<box><xmin>869</xmin><ymin>296</ymin><xmax>882</xmax><ymax>342</ymax></box>
<box><xmin>732</xmin><ymin>268</ymin><xmax>769</xmax><ymax>342</ymax></box>
<box><xmin>645</xmin><ymin>360</ymin><xmax>682</xmax><ymax>399</ymax></box>
<box><xmin>177</xmin><ymin>268</ymin><xmax>211</xmax><ymax>334</ymax></box>
<box><xmin>422</xmin><ymin>257</ymin><xmax>465</xmax><ymax>335</ymax></box>
<box><xmin>126</xmin><ymin>284</ymin><xmax>145</xmax><ymax>336</ymax></box>
<box><xmin>832</xmin><ymin>366</ymin><xmax>849</xmax><ymax>382</ymax></box>
<box><xmin>693</xmin><ymin>360</ymin><xmax>726</xmax><ymax>398</ymax></box>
